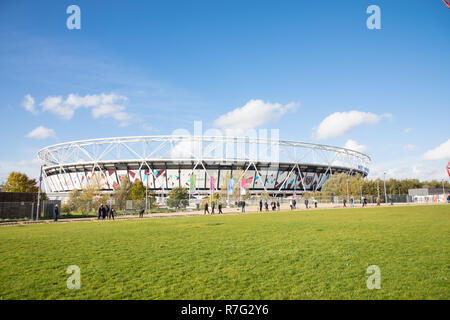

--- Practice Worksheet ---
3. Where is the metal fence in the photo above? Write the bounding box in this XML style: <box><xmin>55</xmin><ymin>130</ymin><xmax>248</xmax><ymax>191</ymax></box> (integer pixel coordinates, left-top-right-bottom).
<box><xmin>0</xmin><ymin>200</ymin><xmax>61</xmax><ymax>220</ymax></box>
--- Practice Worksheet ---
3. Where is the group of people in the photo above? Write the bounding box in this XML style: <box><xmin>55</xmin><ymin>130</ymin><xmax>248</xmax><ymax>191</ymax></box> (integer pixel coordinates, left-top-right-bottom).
<box><xmin>204</xmin><ymin>201</ymin><xmax>224</xmax><ymax>214</ymax></box>
<box><xmin>258</xmin><ymin>200</ymin><xmax>280</xmax><ymax>212</ymax></box>
<box><xmin>97</xmin><ymin>204</ymin><xmax>115</xmax><ymax>220</ymax></box>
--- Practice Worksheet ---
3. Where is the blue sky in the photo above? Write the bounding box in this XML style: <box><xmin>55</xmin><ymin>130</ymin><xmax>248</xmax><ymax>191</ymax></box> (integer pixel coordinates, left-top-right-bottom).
<box><xmin>0</xmin><ymin>0</ymin><xmax>449</xmax><ymax>182</ymax></box>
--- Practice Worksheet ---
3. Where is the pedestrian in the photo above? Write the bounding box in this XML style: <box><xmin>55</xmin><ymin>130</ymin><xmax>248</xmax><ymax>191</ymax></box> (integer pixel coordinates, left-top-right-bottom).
<box><xmin>218</xmin><ymin>202</ymin><xmax>223</xmax><ymax>214</ymax></box>
<box><xmin>105</xmin><ymin>204</ymin><xmax>110</xmax><ymax>219</ymax></box>
<box><xmin>304</xmin><ymin>199</ymin><xmax>309</xmax><ymax>209</ymax></box>
<box><xmin>139</xmin><ymin>208</ymin><xmax>144</xmax><ymax>218</ymax></box>
<box><xmin>271</xmin><ymin>201</ymin><xmax>276</xmax><ymax>211</ymax></box>
<box><xmin>103</xmin><ymin>204</ymin><xmax>108</xmax><ymax>219</ymax></box>
<box><xmin>97</xmin><ymin>205</ymin><xmax>102</xmax><ymax>219</ymax></box>
<box><xmin>264</xmin><ymin>201</ymin><xmax>269</xmax><ymax>211</ymax></box>
<box><xmin>376</xmin><ymin>197</ymin><xmax>380</xmax><ymax>206</ymax></box>
<box><xmin>289</xmin><ymin>200</ymin><xmax>293</xmax><ymax>210</ymax></box>
<box><xmin>350</xmin><ymin>197</ymin><xmax>354</xmax><ymax>207</ymax></box>
<box><xmin>293</xmin><ymin>199</ymin><xmax>297</xmax><ymax>209</ymax></box>
<box><xmin>53</xmin><ymin>204</ymin><xmax>59</xmax><ymax>222</ymax></box>
<box><xmin>211</xmin><ymin>201</ymin><xmax>215</xmax><ymax>215</ymax></box>
<box><xmin>276</xmin><ymin>200</ymin><xmax>280</xmax><ymax>211</ymax></box>
<box><xmin>204</xmin><ymin>202</ymin><xmax>209</xmax><ymax>215</ymax></box>
<box><xmin>343</xmin><ymin>199</ymin><xmax>347</xmax><ymax>207</ymax></box>
<box><xmin>259</xmin><ymin>199</ymin><xmax>263</xmax><ymax>212</ymax></box>
<box><xmin>110</xmin><ymin>208</ymin><xmax>115</xmax><ymax>220</ymax></box>
<box><xmin>241</xmin><ymin>200</ymin><xmax>245</xmax><ymax>213</ymax></box>
<box><xmin>389</xmin><ymin>196</ymin><xmax>393</xmax><ymax>205</ymax></box>
<box><xmin>314</xmin><ymin>199</ymin><xmax>318</xmax><ymax>208</ymax></box>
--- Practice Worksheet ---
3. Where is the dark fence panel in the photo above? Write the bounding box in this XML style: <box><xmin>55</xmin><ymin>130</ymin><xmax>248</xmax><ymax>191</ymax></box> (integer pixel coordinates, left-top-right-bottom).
<box><xmin>0</xmin><ymin>202</ymin><xmax>36</xmax><ymax>219</ymax></box>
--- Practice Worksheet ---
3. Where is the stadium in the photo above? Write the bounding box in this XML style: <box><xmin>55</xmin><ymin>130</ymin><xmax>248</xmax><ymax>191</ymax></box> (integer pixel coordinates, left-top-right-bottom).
<box><xmin>37</xmin><ymin>135</ymin><xmax>370</xmax><ymax>199</ymax></box>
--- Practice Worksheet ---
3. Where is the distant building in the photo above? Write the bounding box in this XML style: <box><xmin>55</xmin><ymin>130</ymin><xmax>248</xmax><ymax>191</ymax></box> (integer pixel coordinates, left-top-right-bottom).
<box><xmin>408</xmin><ymin>188</ymin><xmax>450</xmax><ymax>197</ymax></box>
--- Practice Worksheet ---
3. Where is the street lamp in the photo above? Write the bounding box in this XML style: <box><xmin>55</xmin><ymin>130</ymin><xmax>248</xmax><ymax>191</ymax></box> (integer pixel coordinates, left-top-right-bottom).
<box><xmin>346</xmin><ymin>178</ymin><xmax>350</xmax><ymax>203</ymax></box>
<box><xmin>377</xmin><ymin>180</ymin><xmax>380</xmax><ymax>199</ymax></box>
<box><xmin>383</xmin><ymin>171</ymin><xmax>388</xmax><ymax>204</ymax></box>
<box><xmin>145</xmin><ymin>171</ymin><xmax>149</xmax><ymax>214</ymax></box>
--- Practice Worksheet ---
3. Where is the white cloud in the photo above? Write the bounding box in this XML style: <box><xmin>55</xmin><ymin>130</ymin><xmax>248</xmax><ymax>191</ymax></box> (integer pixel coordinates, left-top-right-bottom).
<box><xmin>40</xmin><ymin>96</ymin><xmax>73</xmax><ymax>119</ymax></box>
<box><xmin>142</xmin><ymin>124</ymin><xmax>158</xmax><ymax>132</ymax></box>
<box><xmin>39</xmin><ymin>93</ymin><xmax>132</xmax><ymax>126</ymax></box>
<box><xmin>314</xmin><ymin>111</ymin><xmax>391</xmax><ymax>140</ymax></box>
<box><xmin>403</xmin><ymin>144</ymin><xmax>417</xmax><ymax>151</ymax></box>
<box><xmin>26</xmin><ymin>126</ymin><xmax>56</xmax><ymax>140</ymax></box>
<box><xmin>404</xmin><ymin>128</ymin><xmax>412</xmax><ymax>134</ymax></box>
<box><xmin>22</xmin><ymin>94</ymin><xmax>38</xmax><ymax>114</ymax></box>
<box><xmin>369</xmin><ymin>159</ymin><xmax>448</xmax><ymax>181</ymax></box>
<box><xmin>343</xmin><ymin>139</ymin><xmax>367</xmax><ymax>153</ymax></box>
<box><xmin>0</xmin><ymin>159</ymin><xmax>41</xmax><ymax>183</ymax></box>
<box><xmin>423</xmin><ymin>139</ymin><xmax>450</xmax><ymax>161</ymax></box>
<box><xmin>214</xmin><ymin>99</ymin><xmax>299</xmax><ymax>130</ymax></box>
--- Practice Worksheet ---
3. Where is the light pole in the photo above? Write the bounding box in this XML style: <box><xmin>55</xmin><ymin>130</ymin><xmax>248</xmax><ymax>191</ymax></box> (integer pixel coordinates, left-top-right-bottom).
<box><xmin>346</xmin><ymin>178</ymin><xmax>349</xmax><ymax>203</ymax></box>
<box><xmin>377</xmin><ymin>180</ymin><xmax>380</xmax><ymax>199</ymax></box>
<box><xmin>442</xmin><ymin>179</ymin><xmax>445</xmax><ymax>195</ymax></box>
<box><xmin>36</xmin><ymin>166</ymin><xmax>43</xmax><ymax>221</ymax></box>
<box><xmin>383</xmin><ymin>171</ymin><xmax>387</xmax><ymax>204</ymax></box>
<box><xmin>145</xmin><ymin>171</ymin><xmax>149</xmax><ymax>214</ymax></box>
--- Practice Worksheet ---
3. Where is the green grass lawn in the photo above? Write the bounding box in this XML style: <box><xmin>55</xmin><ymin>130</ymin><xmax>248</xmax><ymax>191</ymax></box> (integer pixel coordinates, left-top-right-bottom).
<box><xmin>0</xmin><ymin>205</ymin><xmax>449</xmax><ymax>300</ymax></box>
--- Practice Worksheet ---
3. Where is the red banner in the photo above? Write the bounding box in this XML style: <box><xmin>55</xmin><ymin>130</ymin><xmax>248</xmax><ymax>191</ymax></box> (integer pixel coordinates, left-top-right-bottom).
<box><xmin>447</xmin><ymin>161</ymin><xmax>450</xmax><ymax>177</ymax></box>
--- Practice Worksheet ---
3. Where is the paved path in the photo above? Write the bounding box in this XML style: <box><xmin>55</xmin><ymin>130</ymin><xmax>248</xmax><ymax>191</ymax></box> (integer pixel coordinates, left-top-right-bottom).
<box><xmin>0</xmin><ymin>202</ymin><xmax>445</xmax><ymax>227</ymax></box>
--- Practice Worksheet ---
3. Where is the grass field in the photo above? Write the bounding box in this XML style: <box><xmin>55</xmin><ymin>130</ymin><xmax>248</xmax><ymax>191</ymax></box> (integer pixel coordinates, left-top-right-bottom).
<box><xmin>0</xmin><ymin>205</ymin><xmax>448</xmax><ymax>300</ymax></box>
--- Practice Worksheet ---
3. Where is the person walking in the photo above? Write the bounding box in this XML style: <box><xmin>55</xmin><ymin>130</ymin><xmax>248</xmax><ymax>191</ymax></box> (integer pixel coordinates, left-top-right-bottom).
<box><xmin>289</xmin><ymin>200</ymin><xmax>293</xmax><ymax>210</ymax></box>
<box><xmin>139</xmin><ymin>208</ymin><xmax>144</xmax><ymax>218</ymax></box>
<box><xmin>97</xmin><ymin>205</ymin><xmax>102</xmax><ymax>219</ymax></box>
<box><xmin>276</xmin><ymin>200</ymin><xmax>280</xmax><ymax>211</ymax></box>
<box><xmin>304</xmin><ymin>198</ymin><xmax>309</xmax><ymax>209</ymax></box>
<box><xmin>53</xmin><ymin>204</ymin><xmax>59</xmax><ymax>222</ymax></box>
<box><xmin>259</xmin><ymin>199</ymin><xmax>263</xmax><ymax>212</ymax></box>
<box><xmin>314</xmin><ymin>199</ymin><xmax>318</xmax><ymax>208</ymax></box>
<box><xmin>204</xmin><ymin>202</ymin><xmax>209</xmax><ymax>215</ymax></box>
<box><xmin>376</xmin><ymin>197</ymin><xmax>380</xmax><ymax>206</ymax></box>
<box><xmin>211</xmin><ymin>200</ymin><xmax>215</xmax><ymax>215</ymax></box>
<box><xmin>264</xmin><ymin>201</ymin><xmax>269</xmax><ymax>211</ymax></box>
<box><xmin>105</xmin><ymin>205</ymin><xmax>110</xmax><ymax>219</ymax></box>
<box><xmin>218</xmin><ymin>202</ymin><xmax>223</xmax><ymax>214</ymax></box>
<box><xmin>343</xmin><ymin>199</ymin><xmax>347</xmax><ymax>207</ymax></box>
<box><xmin>110</xmin><ymin>208</ymin><xmax>115</xmax><ymax>220</ymax></box>
<box><xmin>293</xmin><ymin>199</ymin><xmax>297</xmax><ymax>209</ymax></box>
<box><xmin>241</xmin><ymin>200</ymin><xmax>245</xmax><ymax>213</ymax></box>
<box><xmin>101</xmin><ymin>204</ymin><xmax>107</xmax><ymax>219</ymax></box>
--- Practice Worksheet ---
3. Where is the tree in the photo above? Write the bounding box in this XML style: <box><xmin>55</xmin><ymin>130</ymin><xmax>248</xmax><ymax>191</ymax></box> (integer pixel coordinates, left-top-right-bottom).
<box><xmin>219</xmin><ymin>168</ymin><xmax>251</xmax><ymax>203</ymax></box>
<box><xmin>3</xmin><ymin>172</ymin><xmax>38</xmax><ymax>192</ymax></box>
<box><xmin>67</xmin><ymin>183</ymin><xmax>107</xmax><ymax>213</ymax></box>
<box><xmin>113</xmin><ymin>176</ymin><xmax>133</xmax><ymax>209</ymax></box>
<box><xmin>130</xmin><ymin>181</ymin><xmax>146</xmax><ymax>200</ymax></box>
<box><xmin>166</xmin><ymin>187</ymin><xmax>189</xmax><ymax>209</ymax></box>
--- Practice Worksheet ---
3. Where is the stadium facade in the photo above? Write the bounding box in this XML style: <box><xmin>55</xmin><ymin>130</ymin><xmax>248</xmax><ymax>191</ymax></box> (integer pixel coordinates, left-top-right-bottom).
<box><xmin>37</xmin><ymin>135</ymin><xmax>370</xmax><ymax>197</ymax></box>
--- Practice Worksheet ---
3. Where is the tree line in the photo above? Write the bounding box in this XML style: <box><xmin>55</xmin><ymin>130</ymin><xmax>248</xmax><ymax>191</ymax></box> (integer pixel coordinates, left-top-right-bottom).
<box><xmin>321</xmin><ymin>172</ymin><xmax>449</xmax><ymax>198</ymax></box>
